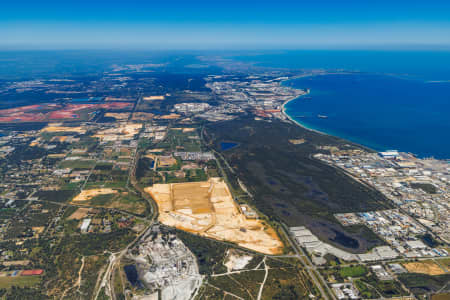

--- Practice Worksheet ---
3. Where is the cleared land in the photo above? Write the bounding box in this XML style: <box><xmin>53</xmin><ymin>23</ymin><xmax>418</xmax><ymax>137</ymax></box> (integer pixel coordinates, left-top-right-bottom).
<box><xmin>41</xmin><ymin>125</ymin><xmax>86</xmax><ymax>133</ymax></box>
<box><xmin>72</xmin><ymin>188</ymin><xmax>118</xmax><ymax>202</ymax></box>
<box><xmin>68</xmin><ymin>208</ymin><xmax>92</xmax><ymax>220</ymax></box>
<box><xmin>93</xmin><ymin>123</ymin><xmax>142</xmax><ymax>141</ymax></box>
<box><xmin>403</xmin><ymin>261</ymin><xmax>446</xmax><ymax>275</ymax></box>
<box><xmin>145</xmin><ymin>178</ymin><xmax>284</xmax><ymax>254</ymax></box>
<box><xmin>104</xmin><ymin>112</ymin><xmax>130</xmax><ymax>120</ymax></box>
<box><xmin>71</xmin><ymin>189</ymin><xmax>146</xmax><ymax>214</ymax></box>
<box><xmin>143</xmin><ymin>95</ymin><xmax>165</xmax><ymax>101</ymax></box>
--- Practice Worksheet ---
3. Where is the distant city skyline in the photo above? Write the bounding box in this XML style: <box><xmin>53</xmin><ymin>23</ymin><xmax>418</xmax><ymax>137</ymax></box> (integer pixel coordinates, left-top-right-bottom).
<box><xmin>2</xmin><ymin>0</ymin><xmax>450</xmax><ymax>49</ymax></box>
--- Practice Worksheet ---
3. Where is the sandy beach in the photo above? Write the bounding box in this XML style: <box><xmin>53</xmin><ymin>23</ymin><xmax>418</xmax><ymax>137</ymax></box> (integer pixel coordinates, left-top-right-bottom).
<box><xmin>280</xmin><ymin>81</ymin><xmax>329</xmax><ymax>136</ymax></box>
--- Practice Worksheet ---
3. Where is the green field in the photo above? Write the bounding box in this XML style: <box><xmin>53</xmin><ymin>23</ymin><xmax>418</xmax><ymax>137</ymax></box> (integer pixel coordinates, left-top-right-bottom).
<box><xmin>339</xmin><ymin>265</ymin><xmax>368</xmax><ymax>278</ymax></box>
<box><xmin>0</xmin><ymin>276</ymin><xmax>41</xmax><ymax>289</ymax></box>
<box><xmin>59</xmin><ymin>159</ymin><xmax>95</xmax><ymax>169</ymax></box>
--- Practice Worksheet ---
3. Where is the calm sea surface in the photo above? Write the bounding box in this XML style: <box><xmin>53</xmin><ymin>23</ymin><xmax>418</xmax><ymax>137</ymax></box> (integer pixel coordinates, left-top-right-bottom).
<box><xmin>233</xmin><ymin>51</ymin><xmax>450</xmax><ymax>158</ymax></box>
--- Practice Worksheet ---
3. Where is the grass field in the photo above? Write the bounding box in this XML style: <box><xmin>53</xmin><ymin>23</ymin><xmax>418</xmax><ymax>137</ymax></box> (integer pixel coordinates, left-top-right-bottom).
<box><xmin>339</xmin><ymin>265</ymin><xmax>368</xmax><ymax>278</ymax></box>
<box><xmin>0</xmin><ymin>276</ymin><xmax>41</xmax><ymax>289</ymax></box>
<box><xmin>59</xmin><ymin>159</ymin><xmax>96</xmax><ymax>169</ymax></box>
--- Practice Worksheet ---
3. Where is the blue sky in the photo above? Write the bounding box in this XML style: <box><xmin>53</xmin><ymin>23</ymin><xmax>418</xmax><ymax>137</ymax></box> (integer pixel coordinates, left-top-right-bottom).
<box><xmin>2</xmin><ymin>0</ymin><xmax>450</xmax><ymax>49</ymax></box>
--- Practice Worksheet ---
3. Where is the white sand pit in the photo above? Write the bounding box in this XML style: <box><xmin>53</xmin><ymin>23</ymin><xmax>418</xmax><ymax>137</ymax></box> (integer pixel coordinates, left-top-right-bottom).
<box><xmin>143</xmin><ymin>95</ymin><xmax>165</xmax><ymax>101</ymax></box>
<box><xmin>145</xmin><ymin>178</ymin><xmax>284</xmax><ymax>254</ymax></box>
<box><xmin>93</xmin><ymin>123</ymin><xmax>142</xmax><ymax>140</ymax></box>
<box><xmin>224</xmin><ymin>250</ymin><xmax>254</xmax><ymax>271</ymax></box>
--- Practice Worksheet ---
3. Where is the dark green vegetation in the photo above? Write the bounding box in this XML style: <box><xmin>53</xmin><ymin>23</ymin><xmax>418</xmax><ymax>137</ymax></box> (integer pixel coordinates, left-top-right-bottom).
<box><xmin>205</xmin><ymin>117</ymin><xmax>391</xmax><ymax>252</ymax></box>
<box><xmin>261</xmin><ymin>266</ymin><xmax>314</xmax><ymax>300</ymax></box>
<box><xmin>410</xmin><ymin>182</ymin><xmax>438</xmax><ymax>194</ymax></box>
<box><xmin>35</xmin><ymin>190</ymin><xmax>77</xmax><ymax>203</ymax></box>
<box><xmin>0</xmin><ymin>286</ymin><xmax>48</xmax><ymax>300</ymax></box>
<box><xmin>398</xmin><ymin>273</ymin><xmax>450</xmax><ymax>297</ymax></box>
<box><xmin>37</xmin><ymin>229</ymin><xmax>135</xmax><ymax>298</ymax></box>
<box><xmin>3</xmin><ymin>201</ymin><xmax>60</xmax><ymax>240</ymax></box>
<box><xmin>207</xmin><ymin>270</ymin><xmax>265</xmax><ymax>299</ymax></box>
<box><xmin>175</xmin><ymin>225</ymin><xmax>317</xmax><ymax>299</ymax></box>
<box><xmin>196</xmin><ymin>257</ymin><xmax>318</xmax><ymax>300</ymax></box>
<box><xmin>175</xmin><ymin>229</ymin><xmax>228</xmax><ymax>274</ymax></box>
<box><xmin>135</xmin><ymin>156</ymin><xmax>162</xmax><ymax>187</ymax></box>
<box><xmin>355</xmin><ymin>274</ymin><xmax>409</xmax><ymax>299</ymax></box>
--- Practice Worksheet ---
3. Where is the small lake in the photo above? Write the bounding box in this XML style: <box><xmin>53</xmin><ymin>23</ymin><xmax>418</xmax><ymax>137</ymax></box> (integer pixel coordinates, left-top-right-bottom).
<box><xmin>124</xmin><ymin>265</ymin><xmax>140</xmax><ymax>287</ymax></box>
<box><xmin>220</xmin><ymin>141</ymin><xmax>239</xmax><ymax>151</ymax></box>
<box><xmin>330</xmin><ymin>229</ymin><xmax>359</xmax><ymax>249</ymax></box>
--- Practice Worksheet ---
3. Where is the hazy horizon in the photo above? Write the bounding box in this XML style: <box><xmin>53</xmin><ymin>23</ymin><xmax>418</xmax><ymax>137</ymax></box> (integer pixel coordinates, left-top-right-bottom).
<box><xmin>2</xmin><ymin>0</ymin><xmax>450</xmax><ymax>50</ymax></box>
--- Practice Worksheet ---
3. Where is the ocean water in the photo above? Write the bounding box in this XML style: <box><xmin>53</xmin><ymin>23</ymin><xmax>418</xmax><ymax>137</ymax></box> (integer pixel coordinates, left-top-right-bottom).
<box><xmin>283</xmin><ymin>73</ymin><xmax>450</xmax><ymax>158</ymax></box>
<box><xmin>232</xmin><ymin>51</ymin><xmax>450</xmax><ymax>158</ymax></box>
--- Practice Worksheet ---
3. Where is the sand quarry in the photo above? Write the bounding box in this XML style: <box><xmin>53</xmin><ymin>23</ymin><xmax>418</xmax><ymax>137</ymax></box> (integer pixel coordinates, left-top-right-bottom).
<box><xmin>145</xmin><ymin>178</ymin><xmax>283</xmax><ymax>254</ymax></box>
<box><xmin>93</xmin><ymin>123</ymin><xmax>142</xmax><ymax>140</ymax></box>
<box><xmin>403</xmin><ymin>261</ymin><xmax>446</xmax><ymax>275</ymax></box>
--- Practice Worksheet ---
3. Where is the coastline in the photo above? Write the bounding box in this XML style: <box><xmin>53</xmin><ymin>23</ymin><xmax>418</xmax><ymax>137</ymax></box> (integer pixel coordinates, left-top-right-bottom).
<box><xmin>280</xmin><ymin>75</ymin><xmax>449</xmax><ymax>159</ymax></box>
<box><xmin>280</xmin><ymin>79</ymin><xmax>329</xmax><ymax>136</ymax></box>
<box><xmin>279</xmin><ymin>76</ymin><xmax>378</xmax><ymax>154</ymax></box>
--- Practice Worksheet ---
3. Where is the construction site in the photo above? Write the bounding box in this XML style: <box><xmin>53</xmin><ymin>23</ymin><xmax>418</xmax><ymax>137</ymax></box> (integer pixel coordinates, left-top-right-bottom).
<box><xmin>145</xmin><ymin>178</ymin><xmax>284</xmax><ymax>254</ymax></box>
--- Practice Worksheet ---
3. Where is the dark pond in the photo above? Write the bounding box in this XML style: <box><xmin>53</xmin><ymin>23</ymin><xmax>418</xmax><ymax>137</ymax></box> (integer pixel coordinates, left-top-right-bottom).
<box><xmin>124</xmin><ymin>264</ymin><xmax>140</xmax><ymax>287</ymax></box>
<box><xmin>220</xmin><ymin>141</ymin><xmax>238</xmax><ymax>151</ymax></box>
<box><xmin>329</xmin><ymin>229</ymin><xmax>359</xmax><ymax>249</ymax></box>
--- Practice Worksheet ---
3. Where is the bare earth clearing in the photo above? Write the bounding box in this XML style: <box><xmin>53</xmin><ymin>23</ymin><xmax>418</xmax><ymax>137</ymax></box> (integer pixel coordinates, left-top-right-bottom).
<box><xmin>41</xmin><ymin>124</ymin><xmax>86</xmax><ymax>133</ymax></box>
<box><xmin>145</xmin><ymin>178</ymin><xmax>284</xmax><ymax>254</ymax></box>
<box><xmin>72</xmin><ymin>188</ymin><xmax>118</xmax><ymax>202</ymax></box>
<box><xmin>67</xmin><ymin>208</ymin><xmax>92</xmax><ymax>220</ymax></box>
<box><xmin>403</xmin><ymin>261</ymin><xmax>446</xmax><ymax>275</ymax></box>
